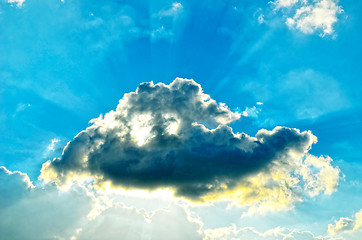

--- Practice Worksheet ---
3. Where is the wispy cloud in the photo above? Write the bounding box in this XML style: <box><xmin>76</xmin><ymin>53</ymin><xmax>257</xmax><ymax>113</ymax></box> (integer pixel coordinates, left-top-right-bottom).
<box><xmin>48</xmin><ymin>138</ymin><xmax>60</xmax><ymax>151</ymax></box>
<box><xmin>241</xmin><ymin>104</ymin><xmax>262</xmax><ymax>118</ymax></box>
<box><xmin>158</xmin><ymin>2</ymin><xmax>183</xmax><ymax>18</ymax></box>
<box><xmin>151</xmin><ymin>2</ymin><xmax>185</xmax><ymax>41</ymax></box>
<box><xmin>12</xmin><ymin>103</ymin><xmax>31</xmax><ymax>117</ymax></box>
<box><xmin>8</xmin><ymin>0</ymin><xmax>25</xmax><ymax>7</ymax></box>
<box><xmin>272</xmin><ymin>0</ymin><xmax>299</xmax><ymax>9</ymax></box>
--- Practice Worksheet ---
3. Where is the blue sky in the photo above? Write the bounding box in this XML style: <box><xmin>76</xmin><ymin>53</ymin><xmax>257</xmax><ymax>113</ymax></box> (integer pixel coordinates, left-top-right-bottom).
<box><xmin>1</xmin><ymin>0</ymin><xmax>362</xmax><ymax>239</ymax></box>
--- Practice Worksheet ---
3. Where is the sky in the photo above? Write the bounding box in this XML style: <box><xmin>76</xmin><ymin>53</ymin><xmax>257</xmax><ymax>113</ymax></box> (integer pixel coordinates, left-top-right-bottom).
<box><xmin>0</xmin><ymin>0</ymin><xmax>362</xmax><ymax>239</ymax></box>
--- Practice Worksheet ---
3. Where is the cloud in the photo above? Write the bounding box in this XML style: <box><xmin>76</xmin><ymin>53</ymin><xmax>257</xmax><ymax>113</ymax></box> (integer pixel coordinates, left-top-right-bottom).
<box><xmin>272</xmin><ymin>0</ymin><xmax>299</xmax><ymax>9</ymax></box>
<box><xmin>151</xmin><ymin>2</ymin><xmax>185</xmax><ymax>41</ymax></box>
<box><xmin>286</xmin><ymin>0</ymin><xmax>343</xmax><ymax>36</ymax></box>
<box><xmin>7</xmin><ymin>163</ymin><xmax>338</xmax><ymax>240</ymax></box>
<box><xmin>206</xmin><ymin>154</ymin><xmax>340</xmax><ymax>214</ymax></box>
<box><xmin>158</xmin><ymin>2</ymin><xmax>183</xmax><ymax>18</ymax></box>
<box><xmin>11</xmin><ymin>102</ymin><xmax>31</xmax><ymax>118</ymax></box>
<box><xmin>14</xmin><ymin>102</ymin><xmax>31</xmax><ymax>114</ymax></box>
<box><xmin>8</xmin><ymin>0</ymin><xmax>25</xmax><ymax>7</ymax></box>
<box><xmin>48</xmin><ymin>138</ymin><xmax>60</xmax><ymax>151</ymax></box>
<box><xmin>80</xmin><ymin>1</ymin><xmax>184</xmax><ymax>44</ymax></box>
<box><xmin>76</xmin><ymin>203</ymin><xmax>202</xmax><ymax>240</ymax></box>
<box><xmin>151</xmin><ymin>25</ymin><xmax>174</xmax><ymax>41</ymax></box>
<box><xmin>328</xmin><ymin>208</ymin><xmax>362</xmax><ymax>235</ymax></box>
<box><xmin>271</xmin><ymin>0</ymin><xmax>343</xmax><ymax>36</ymax></box>
<box><xmin>204</xmin><ymin>224</ymin><xmax>343</xmax><ymax>240</ymax></box>
<box><xmin>0</xmin><ymin>166</ymin><xmax>33</xmax><ymax>208</ymax></box>
<box><xmin>40</xmin><ymin>78</ymin><xmax>340</xmax><ymax>211</ymax></box>
<box><xmin>0</xmin><ymin>166</ymin><xmax>204</xmax><ymax>240</ymax></box>
<box><xmin>242</xmin><ymin>105</ymin><xmax>262</xmax><ymax>118</ymax></box>
<box><xmin>0</xmin><ymin>165</ymin><xmax>341</xmax><ymax>240</ymax></box>
<box><xmin>0</xmin><ymin>165</ymin><xmax>342</xmax><ymax>240</ymax></box>
<box><xmin>0</xmin><ymin>166</ymin><xmax>93</xmax><ymax>240</ymax></box>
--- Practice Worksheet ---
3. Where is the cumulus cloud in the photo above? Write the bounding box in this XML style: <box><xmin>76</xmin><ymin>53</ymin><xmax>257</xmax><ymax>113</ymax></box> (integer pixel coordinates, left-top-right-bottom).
<box><xmin>0</xmin><ymin>165</ymin><xmax>340</xmax><ymax>240</ymax></box>
<box><xmin>286</xmin><ymin>0</ymin><xmax>343</xmax><ymax>36</ymax></box>
<box><xmin>0</xmin><ymin>166</ymin><xmax>204</xmax><ymax>240</ymax></box>
<box><xmin>2</xmin><ymin>163</ymin><xmax>342</xmax><ymax>240</ymax></box>
<box><xmin>204</xmin><ymin>225</ymin><xmax>342</xmax><ymax>240</ymax></box>
<box><xmin>328</xmin><ymin>209</ymin><xmax>362</xmax><ymax>235</ymax></box>
<box><xmin>40</xmin><ymin>78</ymin><xmax>340</xmax><ymax>211</ymax></box>
<box><xmin>271</xmin><ymin>0</ymin><xmax>343</xmax><ymax>36</ymax></box>
<box><xmin>0</xmin><ymin>165</ymin><xmax>342</xmax><ymax>240</ymax></box>
<box><xmin>0</xmin><ymin>166</ymin><xmax>33</xmax><ymax>208</ymax></box>
<box><xmin>76</xmin><ymin>203</ymin><xmax>202</xmax><ymax>240</ymax></box>
<box><xmin>0</xmin><ymin>166</ymin><xmax>93</xmax><ymax>240</ymax></box>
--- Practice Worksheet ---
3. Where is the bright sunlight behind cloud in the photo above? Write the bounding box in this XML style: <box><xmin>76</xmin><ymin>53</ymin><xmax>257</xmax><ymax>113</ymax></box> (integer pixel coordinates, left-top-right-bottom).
<box><xmin>40</xmin><ymin>78</ymin><xmax>340</xmax><ymax>212</ymax></box>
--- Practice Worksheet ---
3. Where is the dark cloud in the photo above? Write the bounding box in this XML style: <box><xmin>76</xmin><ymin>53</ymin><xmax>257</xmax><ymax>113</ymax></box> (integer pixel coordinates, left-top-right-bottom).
<box><xmin>41</xmin><ymin>78</ymin><xmax>317</xmax><ymax>200</ymax></box>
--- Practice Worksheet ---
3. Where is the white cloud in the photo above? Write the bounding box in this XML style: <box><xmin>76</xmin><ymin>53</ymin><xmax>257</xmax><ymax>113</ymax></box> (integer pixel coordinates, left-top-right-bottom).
<box><xmin>258</xmin><ymin>14</ymin><xmax>265</xmax><ymax>24</ymax></box>
<box><xmin>151</xmin><ymin>2</ymin><xmax>185</xmax><ymax>41</ymax></box>
<box><xmin>48</xmin><ymin>138</ymin><xmax>60</xmax><ymax>151</ymax></box>
<box><xmin>272</xmin><ymin>0</ymin><xmax>299</xmax><ymax>9</ymax></box>
<box><xmin>242</xmin><ymin>105</ymin><xmax>262</xmax><ymax>118</ymax></box>
<box><xmin>158</xmin><ymin>2</ymin><xmax>183</xmax><ymax>18</ymax></box>
<box><xmin>0</xmin><ymin>166</ymin><xmax>203</xmax><ymax>240</ymax></box>
<box><xmin>151</xmin><ymin>25</ymin><xmax>174</xmax><ymax>41</ymax></box>
<box><xmin>254</xmin><ymin>8</ymin><xmax>266</xmax><ymax>24</ymax></box>
<box><xmin>286</xmin><ymin>0</ymin><xmax>343</xmax><ymax>36</ymax></box>
<box><xmin>76</xmin><ymin>204</ymin><xmax>202</xmax><ymax>240</ymax></box>
<box><xmin>204</xmin><ymin>224</ymin><xmax>342</xmax><ymax>240</ymax></box>
<box><xmin>0</xmin><ymin>165</ymin><xmax>344</xmax><ymax>240</ymax></box>
<box><xmin>8</xmin><ymin>0</ymin><xmax>25</xmax><ymax>7</ymax></box>
<box><xmin>328</xmin><ymin>208</ymin><xmax>362</xmax><ymax>235</ymax></box>
<box><xmin>328</xmin><ymin>217</ymin><xmax>355</xmax><ymax>234</ymax></box>
<box><xmin>271</xmin><ymin>0</ymin><xmax>343</xmax><ymax>36</ymax></box>
<box><xmin>0</xmin><ymin>166</ymin><xmax>94</xmax><ymax>239</ymax></box>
